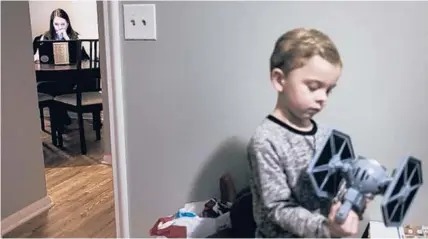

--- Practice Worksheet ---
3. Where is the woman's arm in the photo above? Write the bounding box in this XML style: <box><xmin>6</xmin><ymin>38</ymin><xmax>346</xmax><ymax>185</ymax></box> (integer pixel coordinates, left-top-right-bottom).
<box><xmin>33</xmin><ymin>35</ymin><xmax>44</xmax><ymax>62</ymax></box>
<box><xmin>34</xmin><ymin>50</ymin><xmax>39</xmax><ymax>62</ymax></box>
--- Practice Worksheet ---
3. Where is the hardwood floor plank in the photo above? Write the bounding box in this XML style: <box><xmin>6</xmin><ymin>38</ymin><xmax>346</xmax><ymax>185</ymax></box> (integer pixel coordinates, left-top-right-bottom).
<box><xmin>31</xmin><ymin>172</ymin><xmax>113</xmax><ymax>237</ymax></box>
<box><xmin>4</xmin><ymin>119</ymin><xmax>116</xmax><ymax>238</ymax></box>
<box><xmin>55</xmin><ymin>188</ymin><xmax>115</xmax><ymax>237</ymax></box>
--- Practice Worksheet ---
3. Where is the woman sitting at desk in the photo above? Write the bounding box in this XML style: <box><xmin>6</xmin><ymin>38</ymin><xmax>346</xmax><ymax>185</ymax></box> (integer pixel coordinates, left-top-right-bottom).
<box><xmin>34</xmin><ymin>8</ymin><xmax>80</xmax><ymax>61</ymax></box>
<box><xmin>35</xmin><ymin>8</ymin><xmax>88</xmax><ymax>127</ymax></box>
<box><xmin>42</xmin><ymin>8</ymin><xmax>79</xmax><ymax>41</ymax></box>
<box><xmin>34</xmin><ymin>8</ymin><xmax>90</xmax><ymax>60</ymax></box>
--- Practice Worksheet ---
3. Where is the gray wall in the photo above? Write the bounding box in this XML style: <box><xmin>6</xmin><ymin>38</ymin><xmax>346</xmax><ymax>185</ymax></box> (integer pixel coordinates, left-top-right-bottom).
<box><xmin>117</xmin><ymin>1</ymin><xmax>428</xmax><ymax>236</ymax></box>
<box><xmin>1</xmin><ymin>1</ymin><xmax>48</xmax><ymax>219</ymax></box>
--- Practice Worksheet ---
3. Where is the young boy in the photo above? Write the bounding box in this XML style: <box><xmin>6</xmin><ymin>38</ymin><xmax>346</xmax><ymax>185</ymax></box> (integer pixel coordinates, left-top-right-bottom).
<box><xmin>247</xmin><ymin>28</ymin><xmax>361</xmax><ymax>238</ymax></box>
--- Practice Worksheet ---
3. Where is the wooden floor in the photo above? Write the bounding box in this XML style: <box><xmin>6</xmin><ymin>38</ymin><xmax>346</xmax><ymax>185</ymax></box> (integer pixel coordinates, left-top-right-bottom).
<box><xmin>4</xmin><ymin>118</ymin><xmax>116</xmax><ymax>238</ymax></box>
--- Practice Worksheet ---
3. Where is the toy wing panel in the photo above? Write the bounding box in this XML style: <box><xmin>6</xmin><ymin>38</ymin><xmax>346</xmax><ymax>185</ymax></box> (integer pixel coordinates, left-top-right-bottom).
<box><xmin>307</xmin><ymin>129</ymin><xmax>356</xmax><ymax>199</ymax></box>
<box><xmin>381</xmin><ymin>156</ymin><xmax>423</xmax><ymax>227</ymax></box>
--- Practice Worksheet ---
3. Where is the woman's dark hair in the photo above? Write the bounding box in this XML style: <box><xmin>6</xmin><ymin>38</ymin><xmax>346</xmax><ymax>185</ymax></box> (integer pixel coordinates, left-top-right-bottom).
<box><xmin>48</xmin><ymin>8</ymin><xmax>79</xmax><ymax>40</ymax></box>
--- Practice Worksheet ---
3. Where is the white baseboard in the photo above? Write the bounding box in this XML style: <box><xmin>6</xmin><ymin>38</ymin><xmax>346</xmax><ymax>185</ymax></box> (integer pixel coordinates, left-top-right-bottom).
<box><xmin>101</xmin><ymin>154</ymin><xmax>112</xmax><ymax>165</ymax></box>
<box><xmin>1</xmin><ymin>196</ymin><xmax>53</xmax><ymax>236</ymax></box>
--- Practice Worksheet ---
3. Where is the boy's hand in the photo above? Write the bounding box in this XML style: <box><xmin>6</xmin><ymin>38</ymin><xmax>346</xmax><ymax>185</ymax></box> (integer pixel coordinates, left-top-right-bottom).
<box><xmin>327</xmin><ymin>201</ymin><xmax>359</xmax><ymax>237</ymax></box>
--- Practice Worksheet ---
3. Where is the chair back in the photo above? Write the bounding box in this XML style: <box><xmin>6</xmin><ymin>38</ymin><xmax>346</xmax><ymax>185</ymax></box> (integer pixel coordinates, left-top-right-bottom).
<box><xmin>79</xmin><ymin>39</ymin><xmax>100</xmax><ymax>69</ymax></box>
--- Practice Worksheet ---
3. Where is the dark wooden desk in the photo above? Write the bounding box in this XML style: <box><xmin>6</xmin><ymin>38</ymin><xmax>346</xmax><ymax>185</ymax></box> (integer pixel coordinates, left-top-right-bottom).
<box><xmin>35</xmin><ymin>61</ymin><xmax>100</xmax><ymax>81</ymax></box>
<box><xmin>35</xmin><ymin>61</ymin><xmax>101</xmax><ymax>95</ymax></box>
<box><xmin>35</xmin><ymin>60</ymin><xmax>98</xmax><ymax>72</ymax></box>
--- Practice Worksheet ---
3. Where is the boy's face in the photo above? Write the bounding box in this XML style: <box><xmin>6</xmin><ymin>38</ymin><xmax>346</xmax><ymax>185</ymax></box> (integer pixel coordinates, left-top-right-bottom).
<box><xmin>272</xmin><ymin>55</ymin><xmax>341</xmax><ymax>123</ymax></box>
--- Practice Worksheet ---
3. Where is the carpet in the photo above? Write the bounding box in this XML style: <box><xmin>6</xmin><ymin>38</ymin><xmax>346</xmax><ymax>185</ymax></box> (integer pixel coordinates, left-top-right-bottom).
<box><xmin>40</xmin><ymin>117</ymin><xmax>104</xmax><ymax>167</ymax></box>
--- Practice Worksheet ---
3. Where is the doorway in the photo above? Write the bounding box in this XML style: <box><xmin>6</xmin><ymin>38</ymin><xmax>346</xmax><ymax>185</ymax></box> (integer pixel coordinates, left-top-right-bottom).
<box><xmin>3</xmin><ymin>1</ymin><xmax>116</xmax><ymax>237</ymax></box>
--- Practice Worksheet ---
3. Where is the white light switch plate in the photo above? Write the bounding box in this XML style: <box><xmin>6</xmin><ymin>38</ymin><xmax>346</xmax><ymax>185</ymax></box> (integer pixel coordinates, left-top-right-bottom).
<box><xmin>123</xmin><ymin>4</ymin><xmax>157</xmax><ymax>40</ymax></box>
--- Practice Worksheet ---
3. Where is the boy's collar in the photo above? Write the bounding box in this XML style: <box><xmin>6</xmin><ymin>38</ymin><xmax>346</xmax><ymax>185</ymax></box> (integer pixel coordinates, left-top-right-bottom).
<box><xmin>267</xmin><ymin>114</ymin><xmax>317</xmax><ymax>136</ymax></box>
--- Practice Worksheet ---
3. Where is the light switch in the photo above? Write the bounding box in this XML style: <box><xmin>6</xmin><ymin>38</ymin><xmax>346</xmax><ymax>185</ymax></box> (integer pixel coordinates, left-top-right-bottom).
<box><xmin>123</xmin><ymin>4</ymin><xmax>157</xmax><ymax>40</ymax></box>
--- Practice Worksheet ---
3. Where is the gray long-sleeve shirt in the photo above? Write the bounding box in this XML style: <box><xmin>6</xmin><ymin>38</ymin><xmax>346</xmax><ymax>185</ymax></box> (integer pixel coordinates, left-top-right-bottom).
<box><xmin>247</xmin><ymin>115</ymin><xmax>333</xmax><ymax>238</ymax></box>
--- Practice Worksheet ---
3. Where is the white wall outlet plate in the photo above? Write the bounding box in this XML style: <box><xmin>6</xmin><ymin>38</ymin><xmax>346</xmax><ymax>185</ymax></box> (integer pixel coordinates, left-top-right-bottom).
<box><xmin>123</xmin><ymin>4</ymin><xmax>157</xmax><ymax>40</ymax></box>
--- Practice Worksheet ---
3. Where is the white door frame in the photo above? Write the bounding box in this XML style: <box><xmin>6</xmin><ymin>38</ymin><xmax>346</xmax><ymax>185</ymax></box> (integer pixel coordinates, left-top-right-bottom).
<box><xmin>101</xmin><ymin>1</ymin><xmax>130</xmax><ymax>237</ymax></box>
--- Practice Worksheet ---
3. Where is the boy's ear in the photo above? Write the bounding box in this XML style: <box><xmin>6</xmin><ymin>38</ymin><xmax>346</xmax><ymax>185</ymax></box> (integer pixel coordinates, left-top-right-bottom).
<box><xmin>271</xmin><ymin>68</ymin><xmax>286</xmax><ymax>92</ymax></box>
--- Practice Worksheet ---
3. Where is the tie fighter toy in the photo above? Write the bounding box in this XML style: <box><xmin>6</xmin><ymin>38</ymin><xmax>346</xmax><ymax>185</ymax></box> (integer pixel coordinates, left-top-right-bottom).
<box><xmin>306</xmin><ymin>129</ymin><xmax>423</xmax><ymax>227</ymax></box>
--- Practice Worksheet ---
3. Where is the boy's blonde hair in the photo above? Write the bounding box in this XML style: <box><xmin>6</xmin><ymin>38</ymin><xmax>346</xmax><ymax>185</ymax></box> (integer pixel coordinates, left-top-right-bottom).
<box><xmin>270</xmin><ymin>28</ymin><xmax>342</xmax><ymax>77</ymax></box>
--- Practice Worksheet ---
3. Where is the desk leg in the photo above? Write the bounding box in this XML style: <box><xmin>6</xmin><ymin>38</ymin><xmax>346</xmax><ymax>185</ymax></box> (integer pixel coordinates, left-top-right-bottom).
<box><xmin>48</xmin><ymin>106</ymin><xmax>57</xmax><ymax>146</ymax></box>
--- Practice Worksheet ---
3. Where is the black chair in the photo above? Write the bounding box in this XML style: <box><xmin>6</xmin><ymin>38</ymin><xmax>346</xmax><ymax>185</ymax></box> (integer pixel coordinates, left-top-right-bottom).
<box><xmin>52</xmin><ymin>39</ymin><xmax>102</xmax><ymax>155</ymax></box>
<box><xmin>36</xmin><ymin>77</ymin><xmax>62</xmax><ymax>147</ymax></box>
<box><xmin>35</xmin><ymin>34</ymin><xmax>53</xmax><ymax>133</ymax></box>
